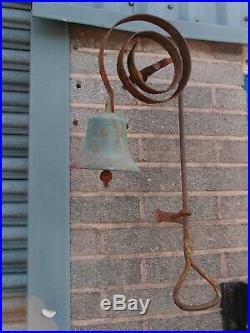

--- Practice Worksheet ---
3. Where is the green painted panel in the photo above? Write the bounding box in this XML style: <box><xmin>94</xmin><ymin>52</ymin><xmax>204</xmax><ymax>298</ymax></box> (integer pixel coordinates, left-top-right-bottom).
<box><xmin>32</xmin><ymin>2</ymin><xmax>248</xmax><ymax>44</ymax></box>
<box><xmin>27</xmin><ymin>17</ymin><xmax>70</xmax><ymax>331</ymax></box>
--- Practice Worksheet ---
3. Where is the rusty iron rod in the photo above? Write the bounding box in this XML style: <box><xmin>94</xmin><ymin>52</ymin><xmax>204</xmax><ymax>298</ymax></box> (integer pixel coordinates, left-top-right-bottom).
<box><xmin>98</xmin><ymin>14</ymin><xmax>221</xmax><ymax>311</ymax></box>
<box><xmin>173</xmin><ymin>93</ymin><xmax>221</xmax><ymax>311</ymax></box>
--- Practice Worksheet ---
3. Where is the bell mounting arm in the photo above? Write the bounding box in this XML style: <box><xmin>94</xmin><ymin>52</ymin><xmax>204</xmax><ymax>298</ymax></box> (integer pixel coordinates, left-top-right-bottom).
<box><xmin>98</xmin><ymin>14</ymin><xmax>221</xmax><ymax>311</ymax></box>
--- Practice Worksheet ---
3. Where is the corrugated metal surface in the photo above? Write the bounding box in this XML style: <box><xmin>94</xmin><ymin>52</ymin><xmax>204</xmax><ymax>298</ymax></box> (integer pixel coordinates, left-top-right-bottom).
<box><xmin>2</xmin><ymin>2</ymin><xmax>31</xmax><ymax>329</ymax></box>
<box><xmin>32</xmin><ymin>2</ymin><xmax>248</xmax><ymax>44</ymax></box>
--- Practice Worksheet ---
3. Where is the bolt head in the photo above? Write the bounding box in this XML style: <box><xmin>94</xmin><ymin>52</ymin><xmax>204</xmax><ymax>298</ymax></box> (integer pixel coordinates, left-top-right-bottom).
<box><xmin>128</xmin><ymin>2</ymin><xmax>134</xmax><ymax>6</ymax></box>
<box><xmin>168</xmin><ymin>3</ymin><xmax>174</xmax><ymax>9</ymax></box>
<box><xmin>73</xmin><ymin>119</ymin><xmax>79</xmax><ymax>126</ymax></box>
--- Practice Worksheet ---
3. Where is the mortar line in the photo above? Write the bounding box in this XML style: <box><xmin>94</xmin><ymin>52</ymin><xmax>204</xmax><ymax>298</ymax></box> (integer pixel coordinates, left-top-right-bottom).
<box><xmin>71</xmin><ymin>247</ymin><xmax>248</xmax><ymax>262</ymax></box>
<box><xmin>213</xmin><ymin>141</ymin><xmax>221</xmax><ymax>163</ymax></box>
<box><xmin>220</xmin><ymin>252</ymin><xmax>228</xmax><ymax>278</ymax></box>
<box><xmin>142</xmin><ymin>321</ymin><xmax>148</xmax><ymax>331</ymax></box>
<box><xmin>100</xmin><ymin>287</ymin><xmax>108</xmax><ymax>301</ymax></box>
<box><xmin>217</xmin><ymin>196</ymin><xmax>222</xmax><ymax>220</ymax></box>
<box><xmin>70</xmin><ymin>73</ymin><xmax>243</xmax><ymax>90</ymax></box>
<box><xmin>70</xmin><ymin>219</ymin><xmax>248</xmax><ymax>230</ymax></box>
<box><xmin>72</xmin><ymin>47</ymin><xmax>242</xmax><ymax>65</ymax></box>
<box><xmin>70</xmin><ymin>102</ymin><xmax>246</xmax><ymax>115</ymax></box>
<box><xmin>71</xmin><ymin>308</ymin><xmax>221</xmax><ymax>327</ymax></box>
<box><xmin>211</xmin><ymin>87</ymin><xmax>216</xmax><ymax>107</ymax></box>
<box><xmin>71</xmin><ymin>161</ymin><xmax>247</xmax><ymax>168</ymax></box>
<box><xmin>71</xmin><ymin>131</ymin><xmax>248</xmax><ymax>142</ymax></box>
<box><xmin>99</xmin><ymin>231</ymin><xmax>105</xmax><ymax>255</ymax></box>
<box><xmin>70</xmin><ymin>275</ymin><xmax>248</xmax><ymax>295</ymax></box>
<box><xmin>139</xmin><ymin>197</ymin><xmax>146</xmax><ymax>223</ymax></box>
<box><xmin>140</xmin><ymin>259</ymin><xmax>147</xmax><ymax>283</ymax></box>
<box><xmin>70</xmin><ymin>190</ymin><xmax>247</xmax><ymax>198</ymax></box>
<box><xmin>138</xmin><ymin>137</ymin><xmax>145</xmax><ymax>162</ymax></box>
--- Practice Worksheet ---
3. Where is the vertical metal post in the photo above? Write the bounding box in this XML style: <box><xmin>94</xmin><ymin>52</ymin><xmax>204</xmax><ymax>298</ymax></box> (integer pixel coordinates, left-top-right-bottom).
<box><xmin>28</xmin><ymin>17</ymin><xmax>70</xmax><ymax>330</ymax></box>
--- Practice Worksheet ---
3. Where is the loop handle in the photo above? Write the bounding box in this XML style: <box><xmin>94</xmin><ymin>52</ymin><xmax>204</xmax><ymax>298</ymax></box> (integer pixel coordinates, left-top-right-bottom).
<box><xmin>173</xmin><ymin>258</ymin><xmax>221</xmax><ymax>311</ymax></box>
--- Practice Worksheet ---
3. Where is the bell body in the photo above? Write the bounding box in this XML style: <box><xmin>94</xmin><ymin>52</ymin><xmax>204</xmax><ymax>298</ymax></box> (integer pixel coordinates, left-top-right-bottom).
<box><xmin>73</xmin><ymin>112</ymin><xmax>139</xmax><ymax>172</ymax></box>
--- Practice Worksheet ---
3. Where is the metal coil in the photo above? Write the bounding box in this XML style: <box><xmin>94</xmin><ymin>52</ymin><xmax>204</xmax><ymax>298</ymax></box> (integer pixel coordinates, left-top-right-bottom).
<box><xmin>98</xmin><ymin>14</ymin><xmax>191</xmax><ymax>112</ymax></box>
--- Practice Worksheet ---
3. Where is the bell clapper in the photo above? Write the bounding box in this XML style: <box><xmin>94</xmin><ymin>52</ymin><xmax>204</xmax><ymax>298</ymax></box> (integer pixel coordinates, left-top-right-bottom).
<box><xmin>100</xmin><ymin>170</ymin><xmax>113</xmax><ymax>188</ymax></box>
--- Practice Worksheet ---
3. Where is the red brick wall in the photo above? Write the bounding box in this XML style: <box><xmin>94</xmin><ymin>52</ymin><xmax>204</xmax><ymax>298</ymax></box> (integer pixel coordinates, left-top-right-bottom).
<box><xmin>70</xmin><ymin>25</ymin><xmax>247</xmax><ymax>330</ymax></box>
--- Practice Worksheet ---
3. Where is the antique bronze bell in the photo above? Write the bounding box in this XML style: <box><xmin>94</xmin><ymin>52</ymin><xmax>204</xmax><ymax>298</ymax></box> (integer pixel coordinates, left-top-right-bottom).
<box><xmin>71</xmin><ymin>103</ymin><xmax>139</xmax><ymax>174</ymax></box>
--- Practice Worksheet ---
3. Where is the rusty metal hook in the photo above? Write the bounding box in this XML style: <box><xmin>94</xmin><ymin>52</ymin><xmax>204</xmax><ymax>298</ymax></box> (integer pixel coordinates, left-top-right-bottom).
<box><xmin>98</xmin><ymin>14</ymin><xmax>221</xmax><ymax>311</ymax></box>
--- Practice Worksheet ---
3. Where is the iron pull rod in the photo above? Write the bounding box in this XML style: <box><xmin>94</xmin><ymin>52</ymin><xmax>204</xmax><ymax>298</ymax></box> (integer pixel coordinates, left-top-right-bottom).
<box><xmin>178</xmin><ymin>93</ymin><xmax>188</xmax><ymax>210</ymax></box>
<box><xmin>173</xmin><ymin>93</ymin><xmax>221</xmax><ymax>311</ymax></box>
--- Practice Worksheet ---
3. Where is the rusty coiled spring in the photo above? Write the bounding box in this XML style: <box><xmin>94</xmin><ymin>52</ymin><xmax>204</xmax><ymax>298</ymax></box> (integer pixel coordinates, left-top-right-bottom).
<box><xmin>98</xmin><ymin>14</ymin><xmax>221</xmax><ymax>311</ymax></box>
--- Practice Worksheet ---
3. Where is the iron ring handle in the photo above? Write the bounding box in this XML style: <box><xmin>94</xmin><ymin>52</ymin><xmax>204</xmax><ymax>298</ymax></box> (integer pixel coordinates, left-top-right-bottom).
<box><xmin>173</xmin><ymin>258</ymin><xmax>221</xmax><ymax>311</ymax></box>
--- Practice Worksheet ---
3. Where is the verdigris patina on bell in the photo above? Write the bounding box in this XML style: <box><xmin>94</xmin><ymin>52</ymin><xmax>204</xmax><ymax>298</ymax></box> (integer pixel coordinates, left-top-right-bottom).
<box><xmin>72</xmin><ymin>105</ymin><xmax>139</xmax><ymax>172</ymax></box>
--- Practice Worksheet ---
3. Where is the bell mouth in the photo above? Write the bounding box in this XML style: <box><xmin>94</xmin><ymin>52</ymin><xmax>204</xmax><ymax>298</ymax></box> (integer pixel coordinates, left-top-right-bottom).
<box><xmin>70</xmin><ymin>159</ymin><xmax>139</xmax><ymax>172</ymax></box>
